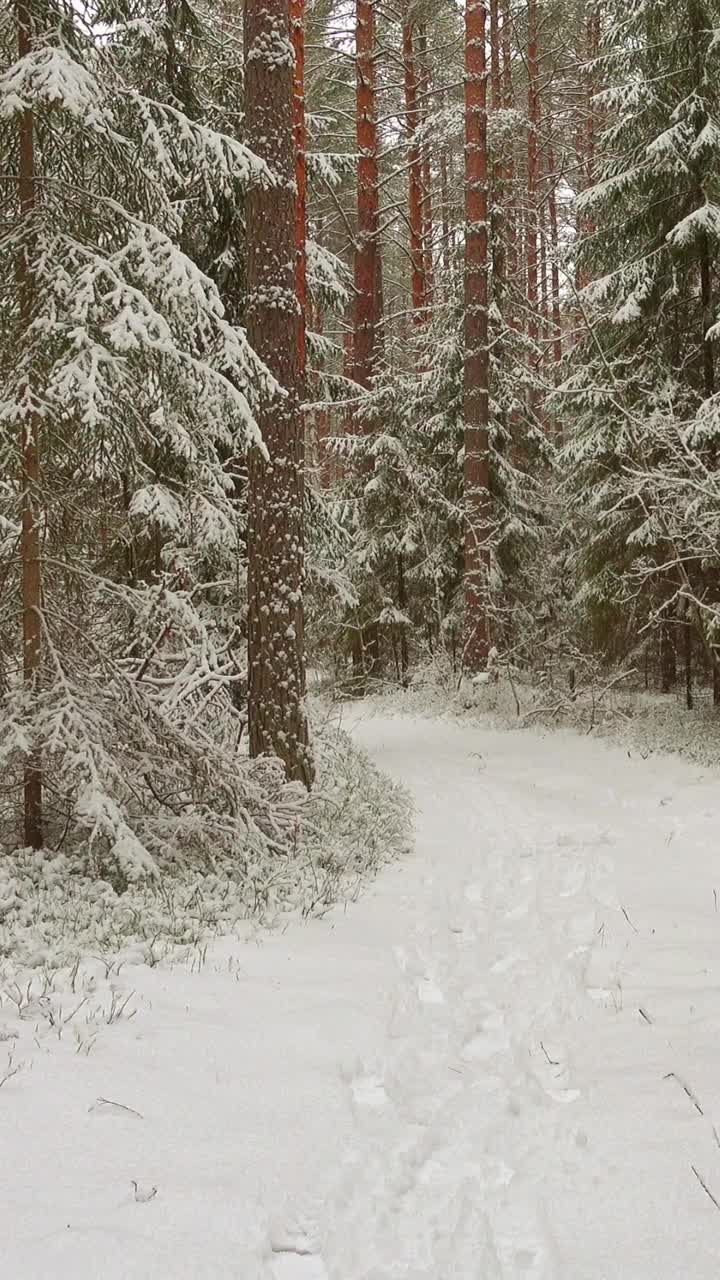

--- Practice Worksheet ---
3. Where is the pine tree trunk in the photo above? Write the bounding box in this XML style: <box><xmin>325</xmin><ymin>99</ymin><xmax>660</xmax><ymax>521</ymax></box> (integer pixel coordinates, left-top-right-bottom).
<box><xmin>18</xmin><ymin>0</ymin><xmax>43</xmax><ymax>849</ymax></box>
<box><xmin>547</xmin><ymin>143</ymin><xmax>563</xmax><ymax>388</ymax></box>
<box><xmin>463</xmin><ymin>0</ymin><xmax>491</xmax><ymax>671</ymax></box>
<box><xmin>660</xmin><ymin>613</ymin><xmax>677</xmax><ymax>693</ymax></box>
<box><xmin>684</xmin><ymin>605</ymin><xmax>693</xmax><ymax>711</ymax></box>
<box><xmin>397</xmin><ymin>553</ymin><xmax>409</xmax><ymax>685</ymax></box>
<box><xmin>353</xmin><ymin>0</ymin><xmax>382</xmax><ymax>402</ymax></box>
<box><xmin>416</xmin><ymin>24</ymin><xmax>435</xmax><ymax>307</ymax></box>
<box><xmin>575</xmin><ymin>10</ymin><xmax>599</xmax><ymax>291</ymax></box>
<box><xmin>402</xmin><ymin>13</ymin><xmax>427</xmax><ymax>321</ymax></box>
<box><xmin>489</xmin><ymin>0</ymin><xmax>505</xmax><ymax>306</ymax></box>
<box><xmin>291</xmin><ymin>0</ymin><xmax>307</xmax><ymax>381</ymax></box>
<box><xmin>526</xmin><ymin>0</ymin><xmax>539</xmax><ymax>359</ymax></box>
<box><xmin>439</xmin><ymin>126</ymin><xmax>452</xmax><ymax>285</ymax></box>
<box><xmin>499</xmin><ymin>1</ymin><xmax>515</xmax><ymax>330</ymax></box>
<box><xmin>245</xmin><ymin>0</ymin><xmax>314</xmax><ymax>787</ymax></box>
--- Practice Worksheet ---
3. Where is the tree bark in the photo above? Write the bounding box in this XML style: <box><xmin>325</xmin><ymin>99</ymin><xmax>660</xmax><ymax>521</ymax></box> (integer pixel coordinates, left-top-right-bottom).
<box><xmin>547</xmin><ymin>144</ymin><xmax>563</xmax><ymax>381</ymax></box>
<box><xmin>290</xmin><ymin>0</ymin><xmax>307</xmax><ymax>380</ymax></box>
<box><xmin>402</xmin><ymin>13</ymin><xmax>427</xmax><ymax>321</ymax></box>
<box><xmin>526</xmin><ymin>0</ymin><xmax>539</xmax><ymax>358</ymax></box>
<box><xmin>463</xmin><ymin>0</ymin><xmax>491</xmax><ymax>671</ymax></box>
<box><xmin>18</xmin><ymin>0</ymin><xmax>43</xmax><ymax>849</ymax></box>
<box><xmin>684</xmin><ymin>604</ymin><xmax>693</xmax><ymax>711</ymax></box>
<box><xmin>245</xmin><ymin>0</ymin><xmax>314</xmax><ymax>786</ymax></box>
<box><xmin>660</xmin><ymin>613</ymin><xmax>677</xmax><ymax>694</ymax></box>
<box><xmin>501</xmin><ymin>0</ymin><xmax>516</xmax><ymax>295</ymax></box>
<box><xmin>575</xmin><ymin>9</ymin><xmax>599</xmax><ymax>291</ymax></box>
<box><xmin>416</xmin><ymin>24</ymin><xmax>435</xmax><ymax>308</ymax></box>
<box><xmin>489</xmin><ymin>0</ymin><xmax>505</xmax><ymax>306</ymax></box>
<box><xmin>353</xmin><ymin>0</ymin><xmax>382</xmax><ymax>402</ymax></box>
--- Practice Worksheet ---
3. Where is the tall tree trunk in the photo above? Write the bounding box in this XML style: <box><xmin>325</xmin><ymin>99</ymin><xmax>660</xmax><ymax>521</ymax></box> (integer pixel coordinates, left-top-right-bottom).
<box><xmin>463</xmin><ymin>0</ymin><xmax>491</xmax><ymax>671</ymax></box>
<box><xmin>489</xmin><ymin>0</ymin><xmax>505</xmax><ymax>307</ymax></box>
<box><xmin>684</xmin><ymin>602</ymin><xmax>694</xmax><ymax>711</ymax></box>
<box><xmin>402</xmin><ymin>13</ymin><xmax>427</xmax><ymax>321</ymax></box>
<box><xmin>416</xmin><ymin>23</ymin><xmax>435</xmax><ymax>308</ymax></box>
<box><xmin>547</xmin><ymin>144</ymin><xmax>563</xmax><ymax>381</ymax></box>
<box><xmin>353</xmin><ymin>0</ymin><xmax>382</xmax><ymax>404</ymax></box>
<box><xmin>575</xmin><ymin>8</ymin><xmax>599</xmax><ymax>291</ymax></box>
<box><xmin>397</xmin><ymin>553</ymin><xmax>409</xmax><ymax>685</ymax></box>
<box><xmin>660</xmin><ymin>611</ymin><xmax>677</xmax><ymax>694</ymax></box>
<box><xmin>501</xmin><ymin>0</ymin><xmax>516</xmax><ymax>300</ymax></box>
<box><xmin>18</xmin><ymin>0</ymin><xmax>43</xmax><ymax>849</ymax></box>
<box><xmin>439</xmin><ymin>124</ymin><xmax>452</xmax><ymax>285</ymax></box>
<box><xmin>291</xmin><ymin>0</ymin><xmax>307</xmax><ymax>381</ymax></box>
<box><xmin>245</xmin><ymin>0</ymin><xmax>314</xmax><ymax>787</ymax></box>
<box><xmin>526</xmin><ymin>0</ymin><xmax>539</xmax><ymax>363</ymax></box>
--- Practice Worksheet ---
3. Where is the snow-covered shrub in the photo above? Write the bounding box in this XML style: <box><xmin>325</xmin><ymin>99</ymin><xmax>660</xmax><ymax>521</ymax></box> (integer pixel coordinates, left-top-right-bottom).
<box><xmin>0</xmin><ymin>726</ymin><xmax>412</xmax><ymax>968</ymax></box>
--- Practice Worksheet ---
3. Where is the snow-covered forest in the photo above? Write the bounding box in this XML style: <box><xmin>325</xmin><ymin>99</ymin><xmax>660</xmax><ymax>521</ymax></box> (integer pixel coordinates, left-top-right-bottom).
<box><xmin>3</xmin><ymin>0</ymin><xmax>720</xmax><ymax>1274</ymax></box>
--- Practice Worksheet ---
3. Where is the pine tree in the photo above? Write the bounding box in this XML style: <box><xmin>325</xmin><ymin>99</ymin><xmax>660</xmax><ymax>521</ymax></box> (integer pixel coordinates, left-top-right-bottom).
<box><xmin>563</xmin><ymin>0</ymin><xmax>720</xmax><ymax>675</ymax></box>
<box><xmin>244</xmin><ymin>0</ymin><xmax>314</xmax><ymax>786</ymax></box>
<box><xmin>0</xmin><ymin>0</ymin><xmax>304</xmax><ymax>869</ymax></box>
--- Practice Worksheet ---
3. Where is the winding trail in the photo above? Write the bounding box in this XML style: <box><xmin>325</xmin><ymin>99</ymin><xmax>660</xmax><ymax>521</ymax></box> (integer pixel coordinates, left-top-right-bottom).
<box><xmin>4</xmin><ymin>712</ymin><xmax>720</xmax><ymax>1278</ymax></box>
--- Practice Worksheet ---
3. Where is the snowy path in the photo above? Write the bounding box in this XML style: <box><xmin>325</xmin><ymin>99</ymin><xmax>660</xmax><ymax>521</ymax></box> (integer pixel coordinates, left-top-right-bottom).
<box><xmin>4</xmin><ymin>712</ymin><xmax>720</xmax><ymax>1277</ymax></box>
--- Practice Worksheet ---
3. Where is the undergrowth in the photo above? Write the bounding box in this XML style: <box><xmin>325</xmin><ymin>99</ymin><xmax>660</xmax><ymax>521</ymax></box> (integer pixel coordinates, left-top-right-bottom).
<box><xmin>0</xmin><ymin>724</ymin><xmax>412</xmax><ymax>970</ymax></box>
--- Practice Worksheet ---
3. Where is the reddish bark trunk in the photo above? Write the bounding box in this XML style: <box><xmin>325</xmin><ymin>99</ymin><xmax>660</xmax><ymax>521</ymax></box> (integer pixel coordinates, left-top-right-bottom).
<box><xmin>402</xmin><ymin>14</ymin><xmax>427</xmax><ymax>320</ymax></box>
<box><xmin>18</xmin><ymin>0</ymin><xmax>43</xmax><ymax>849</ymax></box>
<box><xmin>290</xmin><ymin>0</ymin><xmax>307</xmax><ymax>377</ymax></box>
<box><xmin>464</xmin><ymin>0</ymin><xmax>491</xmax><ymax>671</ymax></box>
<box><xmin>245</xmin><ymin>0</ymin><xmax>314</xmax><ymax>786</ymax></box>
<box><xmin>353</xmin><ymin>0</ymin><xmax>382</xmax><ymax>402</ymax></box>
<box><xmin>489</xmin><ymin>0</ymin><xmax>505</xmax><ymax>306</ymax></box>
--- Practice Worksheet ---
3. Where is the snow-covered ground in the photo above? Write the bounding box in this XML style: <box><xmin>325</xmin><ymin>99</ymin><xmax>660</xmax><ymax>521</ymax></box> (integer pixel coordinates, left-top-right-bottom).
<box><xmin>3</xmin><ymin>710</ymin><xmax>720</xmax><ymax>1277</ymax></box>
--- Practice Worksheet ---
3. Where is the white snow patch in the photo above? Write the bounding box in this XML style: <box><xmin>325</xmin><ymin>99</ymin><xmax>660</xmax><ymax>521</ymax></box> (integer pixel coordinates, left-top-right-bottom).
<box><xmin>3</xmin><ymin>710</ymin><xmax>720</xmax><ymax>1276</ymax></box>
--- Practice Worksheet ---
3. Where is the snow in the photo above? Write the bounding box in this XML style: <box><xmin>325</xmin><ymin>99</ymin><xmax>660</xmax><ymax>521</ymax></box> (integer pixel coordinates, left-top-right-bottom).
<box><xmin>4</xmin><ymin>710</ymin><xmax>720</xmax><ymax>1277</ymax></box>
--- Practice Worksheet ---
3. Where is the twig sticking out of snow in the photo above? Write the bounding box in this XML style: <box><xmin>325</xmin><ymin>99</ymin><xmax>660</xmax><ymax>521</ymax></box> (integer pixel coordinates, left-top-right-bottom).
<box><xmin>692</xmin><ymin>1166</ymin><xmax>720</xmax><ymax>1213</ymax></box>
<box><xmin>620</xmin><ymin>905</ymin><xmax>639</xmax><ymax>933</ymax></box>
<box><xmin>90</xmin><ymin>1097</ymin><xmax>144</xmax><ymax>1119</ymax></box>
<box><xmin>131</xmin><ymin>1180</ymin><xmax>158</xmax><ymax>1203</ymax></box>
<box><xmin>664</xmin><ymin>1072</ymin><xmax>704</xmax><ymax>1116</ymax></box>
<box><xmin>0</xmin><ymin>1048</ymin><xmax>21</xmax><ymax>1089</ymax></box>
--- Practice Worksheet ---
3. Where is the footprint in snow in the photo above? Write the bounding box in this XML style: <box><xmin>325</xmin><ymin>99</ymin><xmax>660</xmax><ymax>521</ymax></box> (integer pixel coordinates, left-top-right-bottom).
<box><xmin>351</xmin><ymin>1072</ymin><xmax>388</xmax><ymax>1108</ymax></box>
<box><xmin>417</xmin><ymin>976</ymin><xmax>445</xmax><ymax>1004</ymax></box>
<box><xmin>505</xmin><ymin>903</ymin><xmax>530</xmax><ymax>921</ymax></box>
<box><xmin>462</xmin><ymin>1011</ymin><xmax>508</xmax><ymax>1062</ymax></box>
<box><xmin>272</xmin><ymin>1255</ymin><xmax>328</xmax><ymax>1280</ymax></box>
<box><xmin>270</xmin><ymin>1215</ymin><xmax>328</xmax><ymax>1280</ymax></box>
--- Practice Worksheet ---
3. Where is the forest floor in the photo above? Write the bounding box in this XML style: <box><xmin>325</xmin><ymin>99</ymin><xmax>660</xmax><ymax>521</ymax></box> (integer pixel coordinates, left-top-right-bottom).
<box><xmin>3</xmin><ymin>708</ymin><xmax>720</xmax><ymax>1277</ymax></box>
